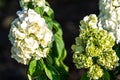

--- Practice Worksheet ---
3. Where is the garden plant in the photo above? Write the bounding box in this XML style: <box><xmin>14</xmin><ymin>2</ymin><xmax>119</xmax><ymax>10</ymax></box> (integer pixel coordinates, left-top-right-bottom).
<box><xmin>8</xmin><ymin>0</ymin><xmax>120</xmax><ymax>80</ymax></box>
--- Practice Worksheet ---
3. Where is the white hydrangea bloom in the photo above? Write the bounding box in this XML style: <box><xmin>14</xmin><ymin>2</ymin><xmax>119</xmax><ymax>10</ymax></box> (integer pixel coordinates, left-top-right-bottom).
<box><xmin>21</xmin><ymin>0</ymin><xmax>45</xmax><ymax>7</ymax></box>
<box><xmin>32</xmin><ymin>0</ymin><xmax>50</xmax><ymax>12</ymax></box>
<box><xmin>98</xmin><ymin>0</ymin><xmax>120</xmax><ymax>44</ymax></box>
<box><xmin>20</xmin><ymin>0</ymin><xmax>49</xmax><ymax>12</ymax></box>
<box><xmin>8</xmin><ymin>9</ymin><xmax>53</xmax><ymax>65</ymax></box>
<box><xmin>23</xmin><ymin>0</ymin><xmax>30</xmax><ymax>3</ymax></box>
<box><xmin>32</xmin><ymin>0</ymin><xmax>45</xmax><ymax>7</ymax></box>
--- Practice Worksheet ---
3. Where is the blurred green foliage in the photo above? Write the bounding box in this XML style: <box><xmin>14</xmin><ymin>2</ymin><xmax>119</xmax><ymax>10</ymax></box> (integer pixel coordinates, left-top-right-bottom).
<box><xmin>0</xmin><ymin>0</ymin><xmax>5</xmax><ymax>8</ymax></box>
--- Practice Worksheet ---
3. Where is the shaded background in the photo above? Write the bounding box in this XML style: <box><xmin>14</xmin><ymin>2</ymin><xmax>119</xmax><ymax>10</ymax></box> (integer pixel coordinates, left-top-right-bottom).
<box><xmin>0</xmin><ymin>0</ymin><xmax>99</xmax><ymax>80</ymax></box>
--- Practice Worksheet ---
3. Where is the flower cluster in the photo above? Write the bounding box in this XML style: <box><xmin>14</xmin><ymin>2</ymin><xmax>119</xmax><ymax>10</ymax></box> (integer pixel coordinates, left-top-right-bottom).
<box><xmin>20</xmin><ymin>0</ymin><xmax>49</xmax><ymax>12</ymax></box>
<box><xmin>72</xmin><ymin>14</ymin><xmax>119</xmax><ymax>79</ymax></box>
<box><xmin>87</xmin><ymin>65</ymin><xmax>103</xmax><ymax>80</ymax></box>
<box><xmin>98</xmin><ymin>0</ymin><xmax>120</xmax><ymax>44</ymax></box>
<box><xmin>8</xmin><ymin>9</ymin><xmax>53</xmax><ymax>65</ymax></box>
<box><xmin>21</xmin><ymin>0</ymin><xmax>45</xmax><ymax>7</ymax></box>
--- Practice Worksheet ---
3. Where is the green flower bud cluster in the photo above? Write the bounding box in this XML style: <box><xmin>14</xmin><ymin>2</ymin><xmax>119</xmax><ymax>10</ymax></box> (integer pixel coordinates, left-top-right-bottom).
<box><xmin>87</xmin><ymin>64</ymin><xmax>103</xmax><ymax>80</ymax></box>
<box><xmin>72</xmin><ymin>14</ymin><xmax>119</xmax><ymax>79</ymax></box>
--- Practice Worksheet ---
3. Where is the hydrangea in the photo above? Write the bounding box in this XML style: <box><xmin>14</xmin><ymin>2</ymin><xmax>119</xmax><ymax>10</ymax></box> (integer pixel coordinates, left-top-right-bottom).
<box><xmin>23</xmin><ymin>0</ymin><xmax>30</xmax><ymax>3</ymax></box>
<box><xmin>20</xmin><ymin>0</ymin><xmax>49</xmax><ymax>12</ymax></box>
<box><xmin>72</xmin><ymin>52</ymin><xmax>93</xmax><ymax>69</ymax></box>
<box><xmin>32</xmin><ymin>0</ymin><xmax>46</xmax><ymax>7</ymax></box>
<box><xmin>97</xmin><ymin>49</ymin><xmax>119</xmax><ymax>70</ymax></box>
<box><xmin>8</xmin><ymin>9</ymin><xmax>53</xmax><ymax>65</ymax></box>
<box><xmin>98</xmin><ymin>0</ymin><xmax>120</xmax><ymax>44</ymax></box>
<box><xmin>21</xmin><ymin>0</ymin><xmax>45</xmax><ymax>7</ymax></box>
<box><xmin>80</xmin><ymin>14</ymin><xmax>98</xmax><ymax>30</ymax></box>
<box><xmin>87</xmin><ymin>65</ymin><xmax>103</xmax><ymax>80</ymax></box>
<box><xmin>72</xmin><ymin>14</ymin><xmax>119</xmax><ymax>79</ymax></box>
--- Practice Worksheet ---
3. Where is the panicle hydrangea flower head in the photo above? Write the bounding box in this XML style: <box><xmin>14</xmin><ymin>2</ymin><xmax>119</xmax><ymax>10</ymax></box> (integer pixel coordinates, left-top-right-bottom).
<box><xmin>72</xmin><ymin>14</ymin><xmax>119</xmax><ymax>79</ymax></box>
<box><xmin>98</xmin><ymin>0</ymin><xmax>120</xmax><ymax>44</ymax></box>
<box><xmin>8</xmin><ymin>9</ymin><xmax>53</xmax><ymax>65</ymax></box>
<box><xmin>80</xmin><ymin>14</ymin><xmax>98</xmax><ymax>30</ymax></box>
<box><xmin>87</xmin><ymin>64</ymin><xmax>103</xmax><ymax>80</ymax></box>
<box><xmin>72</xmin><ymin>52</ymin><xmax>93</xmax><ymax>69</ymax></box>
<box><xmin>97</xmin><ymin>49</ymin><xmax>119</xmax><ymax>70</ymax></box>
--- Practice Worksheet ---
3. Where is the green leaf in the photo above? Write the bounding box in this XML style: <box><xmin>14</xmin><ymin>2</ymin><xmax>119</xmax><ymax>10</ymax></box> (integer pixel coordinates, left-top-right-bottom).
<box><xmin>36</xmin><ymin>59</ymin><xmax>45</xmax><ymax>73</ymax></box>
<box><xmin>52</xmin><ymin>22</ymin><xmax>62</xmax><ymax>35</ymax></box>
<box><xmin>45</xmin><ymin>1</ymin><xmax>50</xmax><ymax>7</ymax></box>
<box><xmin>114</xmin><ymin>44</ymin><xmax>120</xmax><ymax>58</ymax></box>
<box><xmin>44</xmin><ymin>64</ymin><xmax>60</xmax><ymax>80</ymax></box>
<box><xmin>53</xmin><ymin>22</ymin><xmax>62</xmax><ymax>35</ymax></box>
<box><xmin>28</xmin><ymin>59</ymin><xmax>37</xmax><ymax>76</ymax></box>
<box><xmin>34</xmin><ymin>7</ymin><xmax>44</xmax><ymax>15</ymax></box>
<box><xmin>80</xmin><ymin>73</ymin><xmax>89</xmax><ymax>80</ymax></box>
<box><xmin>102</xmin><ymin>70</ymin><xmax>110</xmax><ymax>80</ymax></box>
<box><xmin>0</xmin><ymin>0</ymin><xmax>5</xmax><ymax>8</ymax></box>
<box><xmin>36</xmin><ymin>74</ymin><xmax>47</xmax><ymax>80</ymax></box>
<box><xmin>27</xmin><ymin>59</ymin><xmax>46</xmax><ymax>80</ymax></box>
<box><xmin>45</xmin><ymin>7</ymin><xmax>54</xmax><ymax>18</ymax></box>
<box><xmin>44</xmin><ymin>16</ymin><xmax>53</xmax><ymax>30</ymax></box>
<box><xmin>53</xmin><ymin>33</ymin><xmax>68</xmax><ymax>70</ymax></box>
<box><xmin>50</xmin><ymin>23</ymin><xmax>68</xmax><ymax>79</ymax></box>
<box><xmin>27</xmin><ymin>2</ymin><xmax>34</xmax><ymax>9</ymax></box>
<box><xmin>46</xmin><ymin>55</ymin><xmax>53</xmax><ymax>65</ymax></box>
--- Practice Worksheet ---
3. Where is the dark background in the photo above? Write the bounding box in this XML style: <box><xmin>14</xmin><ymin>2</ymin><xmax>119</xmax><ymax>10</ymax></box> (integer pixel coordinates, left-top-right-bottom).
<box><xmin>0</xmin><ymin>0</ymin><xmax>99</xmax><ymax>80</ymax></box>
